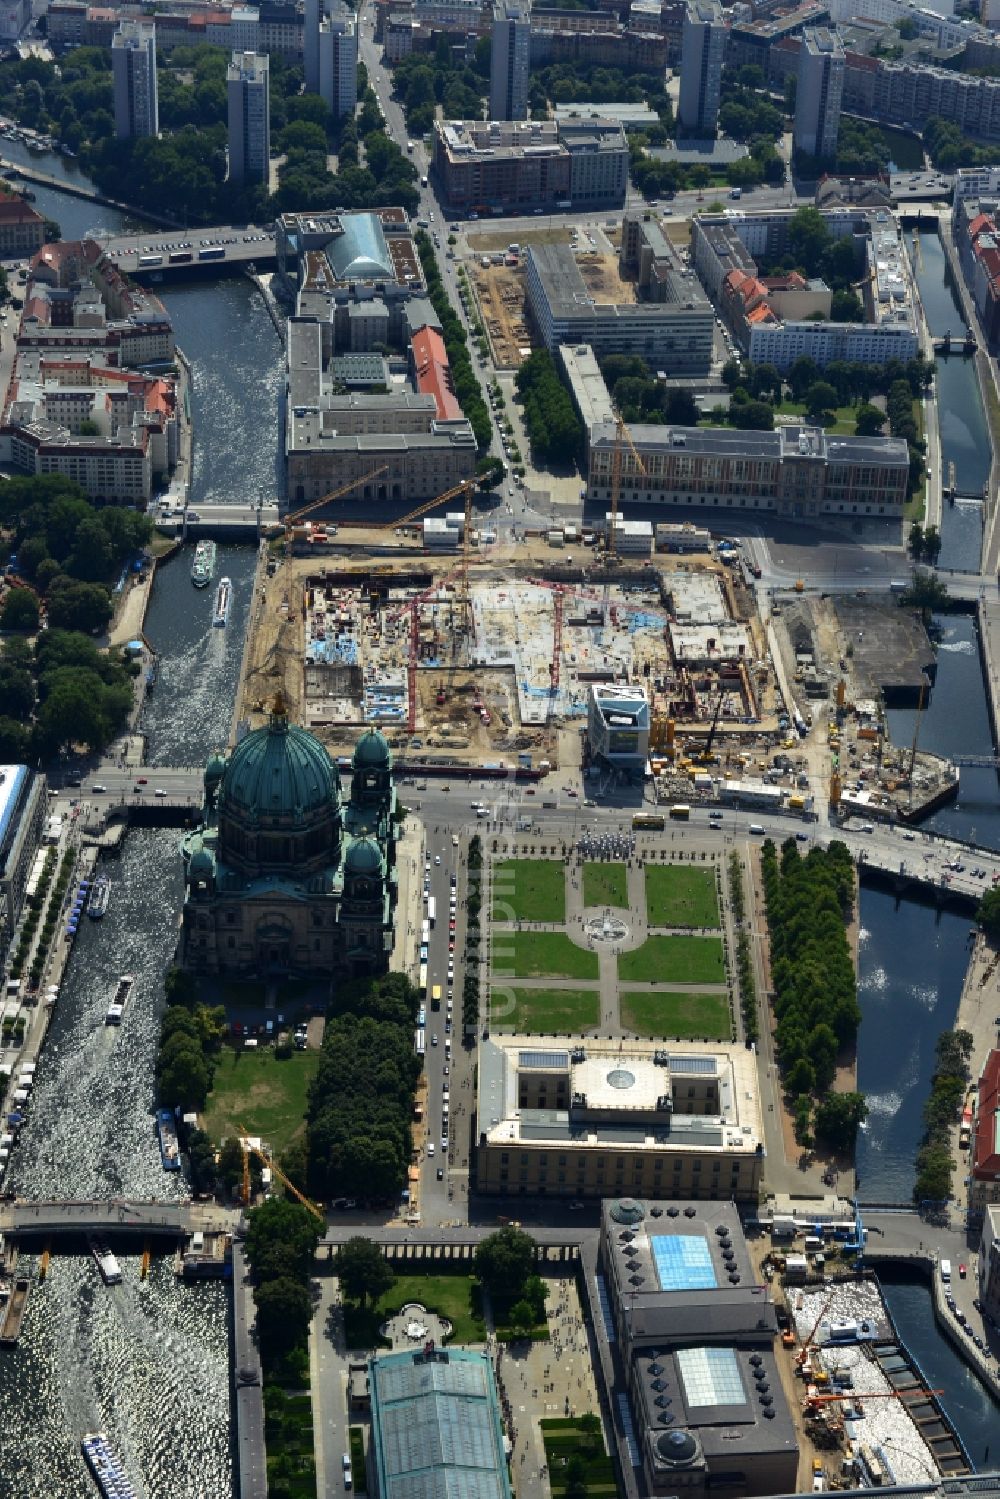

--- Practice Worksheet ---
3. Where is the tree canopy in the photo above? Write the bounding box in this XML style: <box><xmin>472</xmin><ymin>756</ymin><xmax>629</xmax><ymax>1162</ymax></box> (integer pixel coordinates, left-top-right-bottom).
<box><xmin>245</xmin><ymin>1198</ymin><xmax>323</xmax><ymax>1284</ymax></box>
<box><xmin>334</xmin><ymin>1236</ymin><xmax>395</xmax><ymax>1308</ymax></box>
<box><xmin>473</xmin><ymin>1225</ymin><xmax>537</xmax><ymax>1300</ymax></box>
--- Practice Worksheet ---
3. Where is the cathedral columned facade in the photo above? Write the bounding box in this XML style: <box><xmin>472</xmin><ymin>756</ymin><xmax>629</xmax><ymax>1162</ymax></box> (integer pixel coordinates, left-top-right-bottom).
<box><xmin>179</xmin><ymin>704</ymin><xmax>398</xmax><ymax>978</ymax></box>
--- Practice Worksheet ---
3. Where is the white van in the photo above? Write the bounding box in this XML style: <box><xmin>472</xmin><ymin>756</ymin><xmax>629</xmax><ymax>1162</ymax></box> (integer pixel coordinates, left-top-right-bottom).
<box><xmin>940</xmin><ymin>1258</ymin><xmax>952</xmax><ymax>1283</ymax></box>
<box><xmin>749</xmin><ymin>823</ymin><xmax>765</xmax><ymax>835</ymax></box>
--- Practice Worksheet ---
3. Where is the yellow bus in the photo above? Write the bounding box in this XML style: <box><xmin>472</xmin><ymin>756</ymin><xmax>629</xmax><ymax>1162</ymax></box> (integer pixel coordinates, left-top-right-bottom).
<box><xmin>431</xmin><ymin>984</ymin><xmax>442</xmax><ymax>1010</ymax></box>
<box><xmin>668</xmin><ymin>804</ymin><xmax>690</xmax><ymax>821</ymax></box>
<box><xmin>633</xmin><ymin>813</ymin><xmax>666</xmax><ymax>830</ymax></box>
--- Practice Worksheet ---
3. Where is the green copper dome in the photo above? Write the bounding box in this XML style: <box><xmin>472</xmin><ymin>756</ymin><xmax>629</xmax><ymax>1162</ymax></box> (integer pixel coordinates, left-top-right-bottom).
<box><xmin>353</xmin><ymin>728</ymin><xmax>391</xmax><ymax>771</ymax></box>
<box><xmin>219</xmin><ymin>713</ymin><xmax>338</xmax><ymax>822</ymax></box>
<box><xmin>188</xmin><ymin>837</ymin><xmax>215</xmax><ymax>880</ymax></box>
<box><xmin>345</xmin><ymin>835</ymin><xmax>384</xmax><ymax>875</ymax></box>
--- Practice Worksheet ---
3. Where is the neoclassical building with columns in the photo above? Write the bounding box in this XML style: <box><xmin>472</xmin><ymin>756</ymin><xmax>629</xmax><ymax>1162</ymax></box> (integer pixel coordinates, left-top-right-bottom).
<box><xmin>179</xmin><ymin>703</ymin><xmax>397</xmax><ymax>978</ymax></box>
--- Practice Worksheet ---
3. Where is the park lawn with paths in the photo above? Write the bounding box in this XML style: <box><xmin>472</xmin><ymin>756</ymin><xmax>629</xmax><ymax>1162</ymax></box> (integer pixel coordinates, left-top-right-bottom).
<box><xmin>542</xmin><ymin>1418</ymin><xmax>617</xmax><ymax>1497</ymax></box>
<box><xmin>645</xmin><ymin>865</ymin><xmax>719</xmax><ymax>929</ymax></box>
<box><xmin>493</xmin><ymin>930</ymin><xmax>599</xmax><ymax>981</ymax></box>
<box><xmin>201</xmin><ymin>1047</ymin><xmax>320</xmax><ymax>1157</ymax></box>
<box><xmin>582</xmin><ymin>862</ymin><xmax>628</xmax><ymax>909</ymax></box>
<box><xmin>491</xmin><ymin>858</ymin><xmax>566</xmax><ymax>923</ymax></box>
<box><xmin>264</xmin><ymin>1392</ymin><xmax>316</xmax><ymax>1499</ymax></box>
<box><xmin>496</xmin><ymin>986</ymin><xmax>600</xmax><ymax>1032</ymax></box>
<box><xmin>619</xmin><ymin>935</ymin><xmax>725</xmax><ymax>985</ymax></box>
<box><xmin>344</xmin><ymin>1273</ymin><xmax>487</xmax><ymax>1349</ymax></box>
<box><xmin>621</xmin><ymin>989</ymin><xmax>731</xmax><ymax>1040</ymax></box>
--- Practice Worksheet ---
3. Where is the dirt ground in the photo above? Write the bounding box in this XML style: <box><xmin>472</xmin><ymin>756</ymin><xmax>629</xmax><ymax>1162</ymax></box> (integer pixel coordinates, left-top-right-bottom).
<box><xmin>471</xmin><ymin>263</ymin><xmax>534</xmax><ymax>368</ymax></box>
<box><xmin>467</xmin><ymin>226</ymin><xmax>573</xmax><ymax>252</ymax></box>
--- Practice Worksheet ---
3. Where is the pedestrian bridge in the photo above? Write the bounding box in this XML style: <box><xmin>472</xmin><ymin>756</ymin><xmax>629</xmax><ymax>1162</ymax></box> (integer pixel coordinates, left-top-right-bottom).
<box><xmin>0</xmin><ymin>1198</ymin><xmax>233</xmax><ymax>1247</ymax></box>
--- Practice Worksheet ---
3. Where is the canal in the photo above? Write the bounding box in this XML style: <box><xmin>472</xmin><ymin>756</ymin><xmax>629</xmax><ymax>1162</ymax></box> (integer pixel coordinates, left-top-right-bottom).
<box><xmin>0</xmin><ymin>163</ymin><xmax>281</xmax><ymax>1497</ymax></box>
<box><xmin>3</xmin><ymin>152</ymin><xmax>1000</xmax><ymax>1485</ymax></box>
<box><xmin>910</xmin><ymin>228</ymin><xmax>991</xmax><ymax>573</ymax></box>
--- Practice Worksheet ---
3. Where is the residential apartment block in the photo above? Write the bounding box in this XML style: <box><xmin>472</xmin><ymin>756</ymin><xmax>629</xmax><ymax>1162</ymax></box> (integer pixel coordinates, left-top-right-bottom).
<box><xmin>111</xmin><ymin>19</ymin><xmax>158</xmax><ymax>139</ymax></box>
<box><xmin>227</xmin><ymin>50</ymin><xmax>270</xmax><ymax>187</ymax></box>
<box><xmin>319</xmin><ymin>3</ymin><xmax>358</xmax><ymax>120</ymax></box>
<box><xmin>793</xmin><ymin>26</ymin><xmax>844</xmax><ymax>159</ymax></box>
<box><xmin>432</xmin><ymin>117</ymin><xmax>628</xmax><ymax>214</ymax></box>
<box><xmin>678</xmin><ymin>0</ymin><xmax>727</xmax><ymax>134</ymax></box>
<box><xmin>954</xmin><ymin>195</ymin><xmax>1000</xmax><ymax>347</ymax></box>
<box><xmin>489</xmin><ymin>0</ymin><xmax>531</xmax><ymax>120</ymax></box>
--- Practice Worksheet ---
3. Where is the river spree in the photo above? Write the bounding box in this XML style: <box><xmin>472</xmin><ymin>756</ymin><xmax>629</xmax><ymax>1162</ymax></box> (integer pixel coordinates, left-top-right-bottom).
<box><xmin>0</xmin><ymin>169</ymin><xmax>282</xmax><ymax>1492</ymax></box>
<box><xmin>2</xmin><ymin>156</ymin><xmax>999</xmax><ymax>1488</ymax></box>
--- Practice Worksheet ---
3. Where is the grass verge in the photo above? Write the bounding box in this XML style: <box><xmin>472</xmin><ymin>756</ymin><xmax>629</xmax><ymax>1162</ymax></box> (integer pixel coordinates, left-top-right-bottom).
<box><xmin>349</xmin><ymin>1428</ymin><xmax>367</xmax><ymax>1494</ymax></box>
<box><xmin>491</xmin><ymin>986</ymin><xmax>600</xmax><ymax>1032</ymax></box>
<box><xmin>645</xmin><ymin>865</ymin><xmax>719</xmax><ymax>928</ymax></box>
<box><xmin>541</xmin><ymin>1417</ymin><xmax>616</xmax><ymax>1497</ymax></box>
<box><xmin>620</xmin><ymin>989</ymin><xmax>731</xmax><ymax>1039</ymax></box>
<box><xmin>492</xmin><ymin>931</ymin><xmax>599</xmax><ymax>980</ymax></box>
<box><xmin>201</xmin><ymin>1047</ymin><xmax>320</xmax><ymax>1157</ymax></box>
<box><xmin>491</xmin><ymin>858</ymin><xmax>566</xmax><ymax>923</ymax></box>
<box><xmin>582</xmin><ymin>862</ymin><xmax>628</xmax><ymax>909</ymax></box>
<box><xmin>619</xmin><ymin>935</ymin><xmax>725</xmax><ymax>985</ymax></box>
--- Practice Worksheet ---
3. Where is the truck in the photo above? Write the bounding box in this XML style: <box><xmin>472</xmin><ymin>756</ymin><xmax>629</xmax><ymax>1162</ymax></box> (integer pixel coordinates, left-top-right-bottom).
<box><xmin>139</xmin><ymin>254</ymin><xmax>163</xmax><ymax>267</ymax></box>
<box><xmin>198</xmin><ymin>246</ymin><xmax>225</xmax><ymax>261</ymax></box>
<box><xmin>407</xmin><ymin>140</ymin><xmax>415</xmax><ymax>153</ymax></box>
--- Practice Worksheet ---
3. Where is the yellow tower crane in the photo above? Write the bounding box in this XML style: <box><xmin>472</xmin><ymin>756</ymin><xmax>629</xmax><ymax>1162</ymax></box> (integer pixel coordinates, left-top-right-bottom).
<box><xmin>237</xmin><ymin>1124</ymin><xmax>325</xmax><ymax>1222</ymax></box>
<box><xmin>608</xmin><ymin>409</ymin><xmax>647</xmax><ymax>562</ymax></box>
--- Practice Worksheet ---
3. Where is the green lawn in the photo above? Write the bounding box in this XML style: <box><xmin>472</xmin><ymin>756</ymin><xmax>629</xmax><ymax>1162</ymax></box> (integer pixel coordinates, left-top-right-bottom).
<box><xmin>621</xmin><ymin>989</ymin><xmax>731</xmax><ymax>1039</ymax></box>
<box><xmin>542</xmin><ymin>1418</ymin><xmax>616</xmax><ymax>1497</ymax></box>
<box><xmin>493</xmin><ymin>986</ymin><xmax>600</xmax><ymax>1032</ymax></box>
<box><xmin>491</xmin><ymin>859</ymin><xmax>566</xmax><ymax>923</ymax></box>
<box><xmin>774</xmin><ymin>399</ymin><xmax>858</xmax><ymax>434</ymax></box>
<box><xmin>492</xmin><ymin>931</ymin><xmax>599</xmax><ymax>981</ymax></box>
<box><xmin>645</xmin><ymin>865</ymin><xmax>719</xmax><ymax>928</ymax></box>
<box><xmin>344</xmin><ymin>1274</ymin><xmax>486</xmax><ymax>1349</ymax></box>
<box><xmin>201</xmin><ymin>1047</ymin><xmax>320</xmax><ymax>1157</ymax></box>
<box><xmin>619</xmin><ymin>935</ymin><xmax>725</xmax><ymax>985</ymax></box>
<box><xmin>582</xmin><ymin>862</ymin><xmax>628</xmax><ymax>909</ymax></box>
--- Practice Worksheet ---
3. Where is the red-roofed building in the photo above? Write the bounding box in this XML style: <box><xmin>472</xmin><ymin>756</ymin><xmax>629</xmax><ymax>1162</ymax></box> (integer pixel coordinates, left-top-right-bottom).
<box><xmin>971</xmin><ymin>1050</ymin><xmax>1000</xmax><ymax>1218</ymax></box>
<box><xmin>410</xmin><ymin>326</ymin><xmax>462</xmax><ymax>422</ymax></box>
<box><xmin>0</xmin><ymin>194</ymin><xmax>46</xmax><ymax>258</ymax></box>
<box><xmin>956</xmin><ymin>196</ymin><xmax>1000</xmax><ymax>349</ymax></box>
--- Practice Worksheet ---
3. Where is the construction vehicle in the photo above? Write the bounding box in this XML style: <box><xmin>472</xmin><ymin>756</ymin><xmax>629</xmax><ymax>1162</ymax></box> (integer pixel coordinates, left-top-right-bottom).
<box><xmin>796</xmin><ymin>1294</ymin><xmax>834</xmax><ymax>1369</ymax></box>
<box><xmin>272</xmin><ymin>467</ymin><xmax>389</xmax><ymax>551</ymax></box>
<box><xmin>607</xmin><ymin>408</ymin><xmax>646</xmax><ymax>562</ymax></box>
<box><xmin>804</xmin><ymin>1388</ymin><xmax>942</xmax><ymax>1415</ymax></box>
<box><xmin>697</xmin><ymin>682</ymin><xmax>726</xmax><ymax>763</ymax></box>
<box><xmin>237</xmin><ymin>1123</ymin><xmax>324</xmax><ymax>1221</ymax></box>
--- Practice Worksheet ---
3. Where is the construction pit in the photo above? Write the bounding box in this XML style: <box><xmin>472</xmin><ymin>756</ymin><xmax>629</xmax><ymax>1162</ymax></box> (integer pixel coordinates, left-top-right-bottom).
<box><xmin>770</xmin><ymin>593</ymin><xmax>958</xmax><ymax>824</ymax></box>
<box><xmin>469</xmin><ymin>261</ymin><xmax>534</xmax><ymax>369</ymax></box>
<box><xmin>238</xmin><ymin>546</ymin><xmax>777</xmax><ymax>769</ymax></box>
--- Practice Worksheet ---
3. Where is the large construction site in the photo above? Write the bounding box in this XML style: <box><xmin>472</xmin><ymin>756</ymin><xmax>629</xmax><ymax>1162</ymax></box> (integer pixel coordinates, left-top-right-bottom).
<box><xmin>237</xmin><ymin>521</ymin><xmax>787</xmax><ymax>768</ymax></box>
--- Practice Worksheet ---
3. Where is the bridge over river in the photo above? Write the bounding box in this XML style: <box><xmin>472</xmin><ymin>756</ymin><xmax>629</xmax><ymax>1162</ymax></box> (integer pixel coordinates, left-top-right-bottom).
<box><xmin>0</xmin><ymin>1197</ymin><xmax>232</xmax><ymax>1247</ymax></box>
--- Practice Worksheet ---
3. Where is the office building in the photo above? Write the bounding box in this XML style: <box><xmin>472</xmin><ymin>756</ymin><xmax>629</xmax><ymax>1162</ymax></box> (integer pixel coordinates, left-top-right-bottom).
<box><xmin>227</xmin><ymin>50</ymin><xmax>270</xmax><ymax>187</ymax></box>
<box><xmin>490</xmin><ymin>0</ymin><xmax>531</xmax><ymax>120</ymax></box>
<box><xmin>526</xmin><ymin>241</ymin><xmax>714</xmax><ymax>372</ymax></box>
<box><xmin>678</xmin><ymin>0</ymin><xmax>727</xmax><ymax>135</ymax></box>
<box><xmin>318</xmin><ymin>3</ymin><xmax>357</xmax><ymax>119</ymax></box>
<box><xmin>588</xmin><ymin>684</ymin><xmax>651</xmax><ymax>771</ymax></box>
<box><xmin>597</xmin><ymin>1199</ymin><xmax>798</xmax><ymax>1499</ymax></box>
<box><xmin>587</xmin><ymin>421</ymin><xmax>910</xmax><ymax>521</ymax></box>
<box><xmin>0</xmin><ymin>765</ymin><xmax>46</xmax><ymax>968</ymax></box>
<box><xmin>111</xmin><ymin>19</ymin><xmax>158</xmax><ymax>140</ymax></box>
<box><xmin>475</xmin><ymin>1035</ymin><xmax>766</xmax><ymax>1201</ymax></box>
<box><xmin>793</xmin><ymin>27</ymin><xmax>845</xmax><ymax>160</ymax></box>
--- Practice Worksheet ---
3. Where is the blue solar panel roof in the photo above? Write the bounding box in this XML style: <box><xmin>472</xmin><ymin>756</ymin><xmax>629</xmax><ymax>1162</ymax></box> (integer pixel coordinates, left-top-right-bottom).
<box><xmin>651</xmin><ymin>1234</ymin><xmax>718</xmax><ymax>1291</ymax></box>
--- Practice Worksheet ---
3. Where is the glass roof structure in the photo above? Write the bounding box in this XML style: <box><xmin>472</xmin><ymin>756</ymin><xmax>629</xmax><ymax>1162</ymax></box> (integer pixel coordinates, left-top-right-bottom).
<box><xmin>326</xmin><ymin>213</ymin><xmax>394</xmax><ymax>280</ymax></box>
<box><xmin>651</xmin><ymin>1235</ymin><xmax>718</xmax><ymax>1292</ymax></box>
<box><xmin>676</xmin><ymin>1347</ymin><xmax>747</xmax><ymax>1410</ymax></box>
<box><xmin>369</xmin><ymin>1348</ymin><xmax>512</xmax><ymax>1499</ymax></box>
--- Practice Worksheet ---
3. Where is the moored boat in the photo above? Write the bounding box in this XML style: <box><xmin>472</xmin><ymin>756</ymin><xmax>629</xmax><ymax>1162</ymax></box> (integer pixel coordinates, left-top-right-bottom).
<box><xmin>87</xmin><ymin>875</ymin><xmax>110</xmax><ymax>920</ymax></box>
<box><xmin>105</xmin><ymin>973</ymin><xmax>134</xmax><ymax>1025</ymax></box>
<box><xmin>213</xmin><ymin>576</ymin><xmax>231</xmax><ymax>627</ymax></box>
<box><xmin>0</xmin><ymin>1274</ymin><xmax>30</xmax><ymax>1345</ymax></box>
<box><xmin>156</xmin><ymin>1108</ymin><xmax>181</xmax><ymax>1171</ymax></box>
<box><xmin>191</xmin><ymin>538</ymin><xmax>216</xmax><ymax>587</ymax></box>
